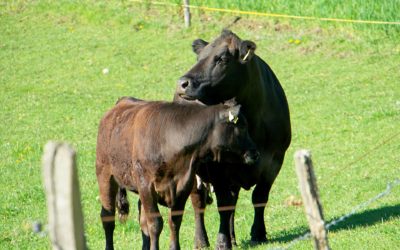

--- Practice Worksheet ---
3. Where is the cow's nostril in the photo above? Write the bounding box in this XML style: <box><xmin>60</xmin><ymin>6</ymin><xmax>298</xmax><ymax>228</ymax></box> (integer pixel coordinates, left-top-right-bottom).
<box><xmin>181</xmin><ymin>80</ymin><xmax>189</xmax><ymax>89</ymax></box>
<box><xmin>178</xmin><ymin>77</ymin><xmax>192</xmax><ymax>90</ymax></box>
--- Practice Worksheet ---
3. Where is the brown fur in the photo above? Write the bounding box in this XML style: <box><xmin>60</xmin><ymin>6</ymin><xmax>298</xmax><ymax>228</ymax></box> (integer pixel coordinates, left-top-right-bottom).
<box><xmin>96</xmin><ymin>97</ymin><xmax>259</xmax><ymax>250</ymax></box>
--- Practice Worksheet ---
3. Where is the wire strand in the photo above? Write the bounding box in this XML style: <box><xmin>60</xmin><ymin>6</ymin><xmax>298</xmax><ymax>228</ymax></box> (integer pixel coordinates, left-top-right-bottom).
<box><xmin>128</xmin><ymin>0</ymin><xmax>400</xmax><ymax>26</ymax></box>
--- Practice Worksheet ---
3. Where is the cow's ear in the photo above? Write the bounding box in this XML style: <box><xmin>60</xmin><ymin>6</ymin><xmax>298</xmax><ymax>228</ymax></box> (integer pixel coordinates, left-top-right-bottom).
<box><xmin>239</xmin><ymin>40</ymin><xmax>256</xmax><ymax>64</ymax></box>
<box><xmin>219</xmin><ymin>105</ymin><xmax>241</xmax><ymax>123</ymax></box>
<box><xmin>192</xmin><ymin>39</ymin><xmax>208</xmax><ymax>55</ymax></box>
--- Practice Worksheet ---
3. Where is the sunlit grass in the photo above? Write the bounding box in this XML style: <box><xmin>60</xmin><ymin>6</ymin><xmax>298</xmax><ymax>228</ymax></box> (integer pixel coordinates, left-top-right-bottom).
<box><xmin>1</xmin><ymin>1</ymin><xmax>399</xmax><ymax>249</ymax></box>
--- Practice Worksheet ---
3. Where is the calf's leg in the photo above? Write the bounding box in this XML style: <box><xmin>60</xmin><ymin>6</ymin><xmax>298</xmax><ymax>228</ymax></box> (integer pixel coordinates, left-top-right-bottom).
<box><xmin>141</xmin><ymin>191</ymin><xmax>163</xmax><ymax>250</ymax></box>
<box><xmin>138</xmin><ymin>200</ymin><xmax>151</xmax><ymax>250</ymax></box>
<box><xmin>136</xmin><ymin>162</ymin><xmax>163</xmax><ymax>250</ymax></box>
<box><xmin>168</xmin><ymin>201</ymin><xmax>186</xmax><ymax>250</ymax></box>
<box><xmin>228</xmin><ymin>186</ymin><xmax>240</xmax><ymax>246</ymax></box>
<box><xmin>190</xmin><ymin>184</ymin><xmax>210</xmax><ymax>249</ymax></box>
<box><xmin>214</xmin><ymin>186</ymin><xmax>238</xmax><ymax>250</ymax></box>
<box><xmin>101</xmin><ymin>206</ymin><xmax>116</xmax><ymax>250</ymax></box>
<box><xmin>139</xmin><ymin>191</ymin><xmax>163</xmax><ymax>250</ymax></box>
<box><xmin>97</xmin><ymin>168</ymin><xmax>118</xmax><ymax>250</ymax></box>
<box><xmin>116</xmin><ymin>187</ymin><xmax>129</xmax><ymax>223</ymax></box>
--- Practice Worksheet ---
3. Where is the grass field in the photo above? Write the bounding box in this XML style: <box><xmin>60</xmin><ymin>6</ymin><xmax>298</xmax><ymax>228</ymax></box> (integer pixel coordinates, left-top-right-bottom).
<box><xmin>1</xmin><ymin>1</ymin><xmax>399</xmax><ymax>249</ymax></box>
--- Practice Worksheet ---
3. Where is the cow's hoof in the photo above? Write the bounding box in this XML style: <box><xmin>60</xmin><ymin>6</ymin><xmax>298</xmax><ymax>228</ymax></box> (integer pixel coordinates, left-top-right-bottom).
<box><xmin>215</xmin><ymin>234</ymin><xmax>232</xmax><ymax>250</ymax></box>
<box><xmin>250</xmin><ymin>224</ymin><xmax>268</xmax><ymax>243</ymax></box>
<box><xmin>250</xmin><ymin>235</ymin><xmax>268</xmax><ymax>243</ymax></box>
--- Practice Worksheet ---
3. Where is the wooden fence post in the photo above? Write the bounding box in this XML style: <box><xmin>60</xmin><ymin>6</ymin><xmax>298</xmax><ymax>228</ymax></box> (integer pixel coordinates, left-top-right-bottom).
<box><xmin>183</xmin><ymin>0</ymin><xmax>191</xmax><ymax>27</ymax></box>
<box><xmin>42</xmin><ymin>142</ymin><xmax>87</xmax><ymax>250</ymax></box>
<box><xmin>294</xmin><ymin>150</ymin><xmax>330</xmax><ymax>250</ymax></box>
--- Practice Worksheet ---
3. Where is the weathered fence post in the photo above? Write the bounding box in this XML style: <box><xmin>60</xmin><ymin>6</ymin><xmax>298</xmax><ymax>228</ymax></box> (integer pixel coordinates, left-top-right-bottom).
<box><xmin>183</xmin><ymin>0</ymin><xmax>191</xmax><ymax>27</ymax></box>
<box><xmin>42</xmin><ymin>142</ymin><xmax>87</xmax><ymax>250</ymax></box>
<box><xmin>294</xmin><ymin>150</ymin><xmax>330</xmax><ymax>250</ymax></box>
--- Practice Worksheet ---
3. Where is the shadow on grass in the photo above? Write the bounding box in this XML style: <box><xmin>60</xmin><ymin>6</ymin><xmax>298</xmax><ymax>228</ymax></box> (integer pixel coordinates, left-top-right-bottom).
<box><xmin>239</xmin><ymin>204</ymin><xmax>400</xmax><ymax>248</ymax></box>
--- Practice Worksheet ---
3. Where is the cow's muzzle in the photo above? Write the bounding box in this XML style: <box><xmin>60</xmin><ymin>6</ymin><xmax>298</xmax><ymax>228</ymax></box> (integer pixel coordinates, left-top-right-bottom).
<box><xmin>177</xmin><ymin>76</ymin><xmax>193</xmax><ymax>93</ymax></box>
<box><xmin>176</xmin><ymin>76</ymin><xmax>199</xmax><ymax>100</ymax></box>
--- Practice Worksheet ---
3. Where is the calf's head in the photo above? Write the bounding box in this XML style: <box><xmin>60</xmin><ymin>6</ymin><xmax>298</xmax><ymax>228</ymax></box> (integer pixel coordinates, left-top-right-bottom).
<box><xmin>176</xmin><ymin>30</ymin><xmax>256</xmax><ymax>104</ymax></box>
<box><xmin>208</xmin><ymin>104</ymin><xmax>259</xmax><ymax>165</ymax></box>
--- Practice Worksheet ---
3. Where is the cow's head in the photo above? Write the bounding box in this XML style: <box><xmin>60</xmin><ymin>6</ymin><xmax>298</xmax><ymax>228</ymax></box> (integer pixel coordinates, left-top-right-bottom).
<box><xmin>176</xmin><ymin>30</ymin><xmax>256</xmax><ymax>104</ymax></box>
<box><xmin>209</xmin><ymin>103</ymin><xmax>259</xmax><ymax>165</ymax></box>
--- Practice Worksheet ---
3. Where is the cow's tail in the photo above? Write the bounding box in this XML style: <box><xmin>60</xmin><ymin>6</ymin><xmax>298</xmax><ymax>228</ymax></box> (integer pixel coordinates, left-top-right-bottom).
<box><xmin>116</xmin><ymin>187</ymin><xmax>130</xmax><ymax>223</ymax></box>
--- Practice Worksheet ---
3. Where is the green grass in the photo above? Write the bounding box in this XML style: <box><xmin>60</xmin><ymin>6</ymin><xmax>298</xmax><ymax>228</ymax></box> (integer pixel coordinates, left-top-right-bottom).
<box><xmin>168</xmin><ymin>0</ymin><xmax>400</xmax><ymax>23</ymax></box>
<box><xmin>166</xmin><ymin>0</ymin><xmax>400</xmax><ymax>35</ymax></box>
<box><xmin>1</xmin><ymin>1</ymin><xmax>399</xmax><ymax>249</ymax></box>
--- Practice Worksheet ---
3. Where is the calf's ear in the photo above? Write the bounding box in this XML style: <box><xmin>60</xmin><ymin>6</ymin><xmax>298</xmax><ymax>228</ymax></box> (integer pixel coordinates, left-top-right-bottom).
<box><xmin>192</xmin><ymin>39</ymin><xmax>209</xmax><ymax>54</ymax></box>
<box><xmin>223</xmin><ymin>97</ymin><xmax>238</xmax><ymax>107</ymax></box>
<box><xmin>239</xmin><ymin>40</ymin><xmax>256</xmax><ymax>64</ymax></box>
<box><xmin>218</xmin><ymin>105</ymin><xmax>241</xmax><ymax>123</ymax></box>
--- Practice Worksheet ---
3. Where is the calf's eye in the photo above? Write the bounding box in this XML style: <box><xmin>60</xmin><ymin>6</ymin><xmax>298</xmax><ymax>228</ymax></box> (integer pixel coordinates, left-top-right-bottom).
<box><xmin>215</xmin><ymin>56</ymin><xmax>229</xmax><ymax>65</ymax></box>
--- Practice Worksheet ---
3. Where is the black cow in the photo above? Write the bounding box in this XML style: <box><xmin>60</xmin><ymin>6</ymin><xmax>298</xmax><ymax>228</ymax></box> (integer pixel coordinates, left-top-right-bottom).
<box><xmin>96</xmin><ymin>97</ymin><xmax>260</xmax><ymax>250</ymax></box>
<box><xmin>174</xmin><ymin>30</ymin><xmax>291</xmax><ymax>249</ymax></box>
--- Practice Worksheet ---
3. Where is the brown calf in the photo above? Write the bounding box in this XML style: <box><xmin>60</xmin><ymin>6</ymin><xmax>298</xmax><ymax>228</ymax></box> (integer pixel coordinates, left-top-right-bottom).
<box><xmin>96</xmin><ymin>97</ymin><xmax>259</xmax><ymax>250</ymax></box>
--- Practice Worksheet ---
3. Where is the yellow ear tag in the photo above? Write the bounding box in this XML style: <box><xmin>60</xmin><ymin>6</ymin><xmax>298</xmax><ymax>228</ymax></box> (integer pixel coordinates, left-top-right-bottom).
<box><xmin>243</xmin><ymin>49</ymin><xmax>251</xmax><ymax>61</ymax></box>
<box><xmin>228</xmin><ymin>111</ymin><xmax>239</xmax><ymax>124</ymax></box>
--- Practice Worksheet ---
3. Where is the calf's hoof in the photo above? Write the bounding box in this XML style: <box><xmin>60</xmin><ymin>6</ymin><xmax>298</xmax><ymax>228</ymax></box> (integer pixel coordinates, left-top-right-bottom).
<box><xmin>215</xmin><ymin>233</ymin><xmax>232</xmax><ymax>250</ymax></box>
<box><xmin>195</xmin><ymin>237</ymin><xmax>210</xmax><ymax>249</ymax></box>
<box><xmin>231</xmin><ymin>238</ymin><xmax>237</xmax><ymax>246</ymax></box>
<box><xmin>169</xmin><ymin>243</ymin><xmax>180</xmax><ymax>250</ymax></box>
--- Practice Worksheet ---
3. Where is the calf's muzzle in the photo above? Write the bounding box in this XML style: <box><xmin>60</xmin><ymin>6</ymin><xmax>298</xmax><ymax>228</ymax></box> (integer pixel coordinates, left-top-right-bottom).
<box><xmin>243</xmin><ymin>149</ymin><xmax>260</xmax><ymax>165</ymax></box>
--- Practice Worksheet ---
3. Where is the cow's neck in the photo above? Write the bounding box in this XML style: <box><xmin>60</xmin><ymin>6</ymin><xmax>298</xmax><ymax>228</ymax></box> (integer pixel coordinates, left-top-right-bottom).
<box><xmin>236</xmin><ymin>58</ymin><xmax>266</xmax><ymax>122</ymax></box>
<box><xmin>177</xmin><ymin>106</ymin><xmax>219</xmax><ymax>156</ymax></box>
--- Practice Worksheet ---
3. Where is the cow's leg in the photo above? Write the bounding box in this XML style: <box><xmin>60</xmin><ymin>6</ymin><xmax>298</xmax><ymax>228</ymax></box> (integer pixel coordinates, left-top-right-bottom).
<box><xmin>168</xmin><ymin>201</ymin><xmax>186</xmax><ymax>250</ymax></box>
<box><xmin>250</xmin><ymin>153</ymin><xmax>284</xmax><ymax>242</ymax></box>
<box><xmin>97</xmin><ymin>169</ymin><xmax>118</xmax><ymax>250</ymax></box>
<box><xmin>250</xmin><ymin>181</ymin><xmax>271</xmax><ymax>242</ymax></box>
<box><xmin>228</xmin><ymin>186</ymin><xmax>240</xmax><ymax>246</ymax></box>
<box><xmin>214</xmin><ymin>186</ymin><xmax>238</xmax><ymax>250</ymax></box>
<box><xmin>190</xmin><ymin>183</ymin><xmax>210</xmax><ymax>248</ymax></box>
<box><xmin>138</xmin><ymin>200</ymin><xmax>151</xmax><ymax>250</ymax></box>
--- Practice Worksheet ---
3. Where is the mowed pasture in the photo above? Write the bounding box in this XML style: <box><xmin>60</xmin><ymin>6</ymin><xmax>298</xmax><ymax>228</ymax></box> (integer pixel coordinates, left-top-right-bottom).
<box><xmin>1</xmin><ymin>1</ymin><xmax>399</xmax><ymax>249</ymax></box>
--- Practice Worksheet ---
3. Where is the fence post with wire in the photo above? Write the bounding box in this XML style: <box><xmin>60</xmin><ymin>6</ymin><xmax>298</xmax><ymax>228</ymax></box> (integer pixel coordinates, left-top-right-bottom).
<box><xmin>183</xmin><ymin>0</ymin><xmax>191</xmax><ymax>27</ymax></box>
<box><xmin>40</xmin><ymin>141</ymin><xmax>399</xmax><ymax>250</ymax></box>
<box><xmin>42</xmin><ymin>141</ymin><xmax>87</xmax><ymax>250</ymax></box>
<box><xmin>294</xmin><ymin>150</ymin><xmax>330</xmax><ymax>250</ymax></box>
